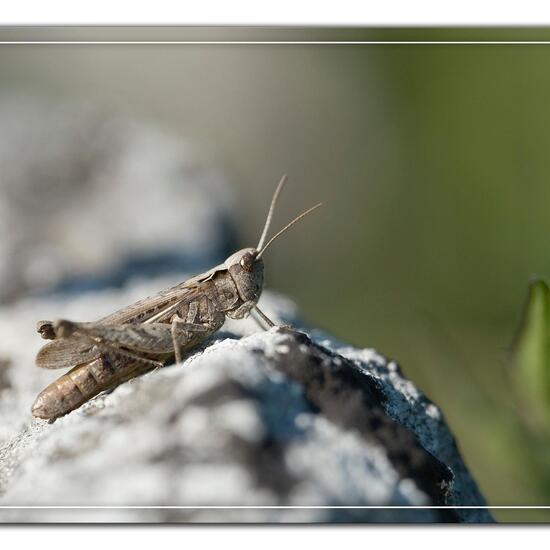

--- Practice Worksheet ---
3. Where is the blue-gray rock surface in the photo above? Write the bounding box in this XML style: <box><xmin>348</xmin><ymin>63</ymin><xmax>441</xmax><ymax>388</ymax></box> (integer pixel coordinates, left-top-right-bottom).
<box><xmin>0</xmin><ymin>286</ymin><xmax>492</xmax><ymax>523</ymax></box>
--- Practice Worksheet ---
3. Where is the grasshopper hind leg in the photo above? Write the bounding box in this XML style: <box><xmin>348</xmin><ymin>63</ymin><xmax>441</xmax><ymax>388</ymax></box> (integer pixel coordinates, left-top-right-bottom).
<box><xmin>37</xmin><ymin>320</ymin><xmax>56</xmax><ymax>340</ymax></box>
<box><xmin>95</xmin><ymin>342</ymin><xmax>165</xmax><ymax>370</ymax></box>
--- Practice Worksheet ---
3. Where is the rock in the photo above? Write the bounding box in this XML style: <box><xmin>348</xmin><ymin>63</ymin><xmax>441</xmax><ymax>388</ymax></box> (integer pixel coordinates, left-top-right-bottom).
<box><xmin>0</xmin><ymin>283</ymin><xmax>492</xmax><ymax>523</ymax></box>
<box><xmin>0</xmin><ymin>95</ymin><xmax>491</xmax><ymax>523</ymax></box>
<box><xmin>0</xmin><ymin>94</ymin><xmax>235</xmax><ymax>302</ymax></box>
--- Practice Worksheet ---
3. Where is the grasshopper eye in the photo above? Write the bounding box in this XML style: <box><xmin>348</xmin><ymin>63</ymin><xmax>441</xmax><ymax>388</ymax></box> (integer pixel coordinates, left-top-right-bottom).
<box><xmin>240</xmin><ymin>253</ymin><xmax>254</xmax><ymax>273</ymax></box>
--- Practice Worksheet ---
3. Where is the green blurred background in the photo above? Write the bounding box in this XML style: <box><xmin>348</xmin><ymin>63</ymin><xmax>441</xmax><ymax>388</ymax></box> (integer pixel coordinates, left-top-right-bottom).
<box><xmin>1</xmin><ymin>27</ymin><xmax>550</xmax><ymax>521</ymax></box>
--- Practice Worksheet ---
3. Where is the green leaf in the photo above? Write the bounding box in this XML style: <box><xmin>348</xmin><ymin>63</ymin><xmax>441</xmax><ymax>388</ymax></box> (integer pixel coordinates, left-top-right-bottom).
<box><xmin>512</xmin><ymin>279</ymin><xmax>550</xmax><ymax>428</ymax></box>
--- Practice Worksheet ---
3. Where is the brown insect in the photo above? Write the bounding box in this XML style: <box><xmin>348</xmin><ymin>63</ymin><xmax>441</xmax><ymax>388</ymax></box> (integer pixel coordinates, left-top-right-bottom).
<box><xmin>32</xmin><ymin>176</ymin><xmax>321</xmax><ymax>421</ymax></box>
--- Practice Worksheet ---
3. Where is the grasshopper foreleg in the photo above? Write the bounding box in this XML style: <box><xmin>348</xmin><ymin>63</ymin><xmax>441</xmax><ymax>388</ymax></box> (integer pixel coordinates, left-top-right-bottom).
<box><xmin>252</xmin><ymin>306</ymin><xmax>276</xmax><ymax>329</ymax></box>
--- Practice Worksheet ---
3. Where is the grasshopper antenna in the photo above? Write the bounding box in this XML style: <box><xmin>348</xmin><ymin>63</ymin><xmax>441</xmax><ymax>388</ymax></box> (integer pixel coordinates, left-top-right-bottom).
<box><xmin>256</xmin><ymin>202</ymin><xmax>322</xmax><ymax>259</ymax></box>
<box><xmin>257</xmin><ymin>174</ymin><xmax>288</xmax><ymax>251</ymax></box>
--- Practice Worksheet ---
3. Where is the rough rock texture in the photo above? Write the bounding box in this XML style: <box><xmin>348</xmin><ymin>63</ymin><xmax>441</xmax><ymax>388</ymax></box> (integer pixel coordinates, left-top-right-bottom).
<box><xmin>0</xmin><ymin>285</ymin><xmax>492</xmax><ymax>523</ymax></box>
<box><xmin>0</xmin><ymin>96</ymin><xmax>491</xmax><ymax>522</ymax></box>
<box><xmin>0</xmin><ymin>94</ymin><xmax>234</xmax><ymax>302</ymax></box>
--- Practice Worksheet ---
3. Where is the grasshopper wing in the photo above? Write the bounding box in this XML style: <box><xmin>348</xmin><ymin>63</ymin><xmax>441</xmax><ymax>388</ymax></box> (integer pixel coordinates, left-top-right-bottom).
<box><xmin>35</xmin><ymin>284</ymin><xmax>204</xmax><ymax>369</ymax></box>
<box><xmin>97</xmin><ymin>267</ymin><xmax>220</xmax><ymax>325</ymax></box>
<box><xmin>35</xmin><ymin>264</ymin><xmax>223</xmax><ymax>369</ymax></box>
<box><xmin>36</xmin><ymin>336</ymin><xmax>99</xmax><ymax>370</ymax></box>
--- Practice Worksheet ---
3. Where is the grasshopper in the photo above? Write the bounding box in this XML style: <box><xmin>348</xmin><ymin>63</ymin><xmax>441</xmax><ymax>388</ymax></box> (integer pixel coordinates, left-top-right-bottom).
<box><xmin>32</xmin><ymin>176</ymin><xmax>321</xmax><ymax>421</ymax></box>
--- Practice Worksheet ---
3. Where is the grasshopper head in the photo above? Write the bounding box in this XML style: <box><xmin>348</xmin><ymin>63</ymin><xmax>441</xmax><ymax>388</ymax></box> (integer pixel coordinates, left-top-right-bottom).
<box><xmin>224</xmin><ymin>247</ymin><xmax>265</xmax><ymax>311</ymax></box>
<box><xmin>223</xmin><ymin>176</ymin><xmax>321</xmax><ymax>320</ymax></box>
